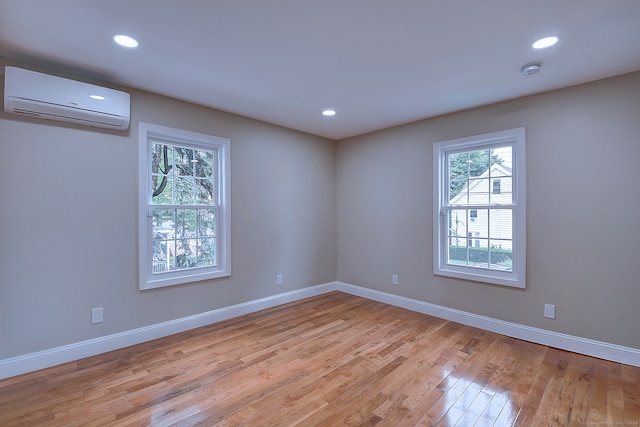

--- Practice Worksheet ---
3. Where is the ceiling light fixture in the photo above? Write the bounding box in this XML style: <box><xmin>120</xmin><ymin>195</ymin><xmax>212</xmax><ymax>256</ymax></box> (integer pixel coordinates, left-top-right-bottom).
<box><xmin>114</xmin><ymin>34</ymin><xmax>139</xmax><ymax>48</ymax></box>
<box><xmin>520</xmin><ymin>63</ymin><xmax>541</xmax><ymax>76</ymax></box>
<box><xmin>532</xmin><ymin>36</ymin><xmax>558</xmax><ymax>49</ymax></box>
<box><xmin>89</xmin><ymin>95</ymin><xmax>105</xmax><ymax>100</ymax></box>
<box><xmin>322</xmin><ymin>109</ymin><xmax>336</xmax><ymax>116</ymax></box>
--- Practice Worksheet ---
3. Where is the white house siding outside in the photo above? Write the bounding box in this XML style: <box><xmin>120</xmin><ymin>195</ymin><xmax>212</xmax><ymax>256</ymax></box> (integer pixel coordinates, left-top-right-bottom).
<box><xmin>448</xmin><ymin>163</ymin><xmax>513</xmax><ymax>268</ymax></box>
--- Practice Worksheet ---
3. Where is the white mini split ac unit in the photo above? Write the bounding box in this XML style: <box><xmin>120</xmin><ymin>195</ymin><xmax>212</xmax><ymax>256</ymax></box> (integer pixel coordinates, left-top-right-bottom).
<box><xmin>3</xmin><ymin>66</ymin><xmax>130</xmax><ymax>131</ymax></box>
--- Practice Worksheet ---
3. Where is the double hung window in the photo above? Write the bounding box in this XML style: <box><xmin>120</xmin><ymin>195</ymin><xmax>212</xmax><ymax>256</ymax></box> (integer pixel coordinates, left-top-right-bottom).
<box><xmin>139</xmin><ymin>123</ymin><xmax>230</xmax><ymax>290</ymax></box>
<box><xmin>433</xmin><ymin>128</ymin><xmax>526</xmax><ymax>288</ymax></box>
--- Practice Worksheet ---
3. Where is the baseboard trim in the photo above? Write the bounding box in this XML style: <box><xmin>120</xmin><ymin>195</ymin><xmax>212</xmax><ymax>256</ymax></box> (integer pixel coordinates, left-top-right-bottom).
<box><xmin>336</xmin><ymin>282</ymin><xmax>640</xmax><ymax>367</ymax></box>
<box><xmin>0</xmin><ymin>282</ymin><xmax>339</xmax><ymax>380</ymax></box>
<box><xmin>3</xmin><ymin>280</ymin><xmax>638</xmax><ymax>380</ymax></box>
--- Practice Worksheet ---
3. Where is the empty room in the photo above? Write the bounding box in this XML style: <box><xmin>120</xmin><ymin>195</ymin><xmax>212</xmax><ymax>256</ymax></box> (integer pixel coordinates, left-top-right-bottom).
<box><xmin>1</xmin><ymin>1</ymin><xmax>639</xmax><ymax>426</ymax></box>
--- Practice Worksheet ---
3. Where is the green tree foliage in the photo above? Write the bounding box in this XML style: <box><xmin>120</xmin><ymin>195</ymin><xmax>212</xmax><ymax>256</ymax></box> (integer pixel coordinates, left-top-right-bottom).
<box><xmin>448</xmin><ymin>149</ymin><xmax>503</xmax><ymax>198</ymax></box>
<box><xmin>150</xmin><ymin>144</ymin><xmax>217</xmax><ymax>272</ymax></box>
<box><xmin>151</xmin><ymin>144</ymin><xmax>215</xmax><ymax>202</ymax></box>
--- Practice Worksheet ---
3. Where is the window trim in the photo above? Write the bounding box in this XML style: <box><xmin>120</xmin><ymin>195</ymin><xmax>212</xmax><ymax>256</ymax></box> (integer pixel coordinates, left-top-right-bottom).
<box><xmin>433</xmin><ymin>128</ymin><xmax>526</xmax><ymax>288</ymax></box>
<box><xmin>138</xmin><ymin>122</ymin><xmax>231</xmax><ymax>290</ymax></box>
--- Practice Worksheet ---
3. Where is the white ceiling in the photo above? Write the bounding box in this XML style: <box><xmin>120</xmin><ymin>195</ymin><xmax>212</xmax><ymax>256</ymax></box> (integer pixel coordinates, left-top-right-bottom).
<box><xmin>1</xmin><ymin>1</ymin><xmax>639</xmax><ymax>140</ymax></box>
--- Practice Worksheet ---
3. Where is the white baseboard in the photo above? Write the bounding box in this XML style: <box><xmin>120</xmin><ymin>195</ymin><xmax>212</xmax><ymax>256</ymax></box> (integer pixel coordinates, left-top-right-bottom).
<box><xmin>2</xmin><ymin>280</ymin><xmax>638</xmax><ymax>380</ymax></box>
<box><xmin>336</xmin><ymin>282</ymin><xmax>640</xmax><ymax>367</ymax></box>
<box><xmin>0</xmin><ymin>282</ymin><xmax>338</xmax><ymax>380</ymax></box>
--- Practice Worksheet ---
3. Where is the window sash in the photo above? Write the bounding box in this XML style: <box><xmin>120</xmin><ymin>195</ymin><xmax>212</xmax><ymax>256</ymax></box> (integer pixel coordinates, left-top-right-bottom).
<box><xmin>442</xmin><ymin>205</ymin><xmax>515</xmax><ymax>272</ymax></box>
<box><xmin>150</xmin><ymin>205</ymin><xmax>219</xmax><ymax>272</ymax></box>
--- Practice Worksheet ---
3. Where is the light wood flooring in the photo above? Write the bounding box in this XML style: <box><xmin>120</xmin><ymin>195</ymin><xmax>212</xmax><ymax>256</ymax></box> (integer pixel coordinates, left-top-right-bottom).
<box><xmin>1</xmin><ymin>291</ymin><xmax>639</xmax><ymax>426</ymax></box>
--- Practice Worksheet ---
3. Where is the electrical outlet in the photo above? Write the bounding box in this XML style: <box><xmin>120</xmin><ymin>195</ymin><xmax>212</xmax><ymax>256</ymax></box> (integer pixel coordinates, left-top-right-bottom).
<box><xmin>276</xmin><ymin>274</ymin><xmax>283</xmax><ymax>286</ymax></box>
<box><xmin>91</xmin><ymin>307</ymin><xmax>103</xmax><ymax>324</ymax></box>
<box><xmin>544</xmin><ymin>304</ymin><xmax>555</xmax><ymax>319</ymax></box>
<box><xmin>392</xmin><ymin>274</ymin><xmax>399</xmax><ymax>286</ymax></box>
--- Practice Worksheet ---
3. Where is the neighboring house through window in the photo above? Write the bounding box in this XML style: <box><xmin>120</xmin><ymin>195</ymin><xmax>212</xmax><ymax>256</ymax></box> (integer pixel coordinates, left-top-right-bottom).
<box><xmin>433</xmin><ymin>128</ymin><xmax>526</xmax><ymax>288</ymax></box>
<box><xmin>138</xmin><ymin>123</ymin><xmax>231</xmax><ymax>290</ymax></box>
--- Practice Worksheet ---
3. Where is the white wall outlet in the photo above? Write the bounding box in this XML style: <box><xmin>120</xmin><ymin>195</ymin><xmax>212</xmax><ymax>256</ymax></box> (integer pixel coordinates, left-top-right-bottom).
<box><xmin>544</xmin><ymin>304</ymin><xmax>555</xmax><ymax>319</ymax></box>
<box><xmin>276</xmin><ymin>274</ymin><xmax>283</xmax><ymax>286</ymax></box>
<box><xmin>91</xmin><ymin>307</ymin><xmax>103</xmax><ymax>324</ymax></box>
<box><xmin>392</xmin><ymin>274</ymin><xmax>399</xmax><ymax>286</ymax></box>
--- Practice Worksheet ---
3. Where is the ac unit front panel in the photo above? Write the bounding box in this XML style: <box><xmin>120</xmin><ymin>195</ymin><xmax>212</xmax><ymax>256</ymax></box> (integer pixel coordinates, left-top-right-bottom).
<box><xmin>3</xmin><ymin>66</ymin><xmax>130</xmax><ymax>130</ymax></box>
<box><xmin>4</xmin><ymin>67</ymin><xmax>130</xmax><ymax>117</ymax></box>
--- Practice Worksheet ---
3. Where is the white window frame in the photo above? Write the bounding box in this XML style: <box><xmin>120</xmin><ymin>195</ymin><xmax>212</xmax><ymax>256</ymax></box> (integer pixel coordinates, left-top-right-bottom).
<box><xmin>433</xmin><ymin>128</ymin><xmax>526</xmax><ymax>288</ymax></box>
<box><xmin>138</xmin><ymin>122</ymin><xmax>231</xmax><ymax>290</ymax></box>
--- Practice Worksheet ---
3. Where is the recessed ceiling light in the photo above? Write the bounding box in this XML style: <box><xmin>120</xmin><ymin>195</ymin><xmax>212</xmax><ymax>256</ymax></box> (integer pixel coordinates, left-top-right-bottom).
<box><xmin>114</xmin><ymin>34</ymin><xmax>138</xmax><ymax>48</ymax></box>
<box><xmin>90</xmin><ymin>95</ymin><xmax>105</xmax><ymax>100</ymax></box>
<box><xmin>322</xmin><ymin>109</ymin><xmax>336</xmax><ymax>116</ymax></box>
<box><xmin>532</xmin><ymin>36</ymin><xmax>558</xmax><ymax>49</ymax></box>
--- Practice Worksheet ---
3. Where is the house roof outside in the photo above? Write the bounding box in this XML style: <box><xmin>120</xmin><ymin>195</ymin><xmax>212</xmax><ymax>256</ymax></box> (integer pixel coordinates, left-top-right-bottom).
<box><xmin>449</xmin><ymin>163</ymin><xmax>513</xmax><ymax>207</ymax></box>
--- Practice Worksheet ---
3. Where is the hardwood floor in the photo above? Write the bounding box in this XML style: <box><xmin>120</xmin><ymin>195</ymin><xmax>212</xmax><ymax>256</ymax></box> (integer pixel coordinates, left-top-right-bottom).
<box><xmin>1</xmin><ymin>292</ymin><xmax>638</xmax><ymax>426</ymax></box>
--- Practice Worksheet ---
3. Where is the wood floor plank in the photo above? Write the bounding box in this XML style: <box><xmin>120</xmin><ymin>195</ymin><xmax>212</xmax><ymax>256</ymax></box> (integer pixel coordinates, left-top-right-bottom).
<box><xmin>622</xmin><ymin>363</ymin><xmax>640</xmax><ymax>423</ymax></box>
<box><xmin>0</xmin><ymin>291</ymin><xmax>638</xmax><ymax>426</ymax></box>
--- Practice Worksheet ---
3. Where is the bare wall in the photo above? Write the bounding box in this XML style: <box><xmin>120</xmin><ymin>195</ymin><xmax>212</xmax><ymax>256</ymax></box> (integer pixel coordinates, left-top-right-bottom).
<box><xmin>336</xmin><ymin>71</ymin><xmax>640</xmax><ymax>349</ymax></box>
<box><xmin>2</xmin><ymin>55</ymin><xmax>638</xmax><ymax>363</ymax></box>
<box><xmin>0</xmin><ymin>58</ymin><xmax>337</xmax><ymax>359</ymax></box>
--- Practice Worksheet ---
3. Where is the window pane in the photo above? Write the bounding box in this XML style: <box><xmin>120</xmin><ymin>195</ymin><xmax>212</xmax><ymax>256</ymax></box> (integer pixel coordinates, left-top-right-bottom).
<box><xmin>468</xmin><ymin>149</ymin><xmax>491</xmax><ymax>178</ymax></box>
<box><xmin>176</xmin><ymin>239</ymin><xmax>197</xmax><ymax>269</ymax></box>
<box><xmin>470</xmin><ymin>239</ymin><xmax>489</xmax><ymax>269</ymax></box>
<box><xmin>175</xmin><ymin>176</ymin><xmax>195</xmax><ymax>204</ymax></box>
<box><xmin>489</xmin><ymin>208</ymin><xmax>512</xmax><ymax>271</ymax></box>
<box><xmin>151</xmin><ymin>143</ymin><xmax>174</xmax><ymax>205</ymax></box>
<box><xmin>468</xmin><ymin>178</ymin><xmax>489</xmax><ymax>205</ymax></box>
<box><xmin>449</xmin><ymin>149</ymin><xmax>492</xmax><ymax>177</ymax></box>
<box><xmin>468</xmin><ymin>209</ymin><xmax>488</xmax><ymax>239</ymax></box>
<box><xmin>152</xmin><ymin>209</ymin><xmax>175</xmax><ymax>236</ymax></box>
<box><xmin>176</xmin><ymin>209</ymin><xmax>197</xmax><ymax>239</ymax></box>
<box><xmin>448</xmin><ymin>152</ymin><xmax>470</xmax><ymax>182</ymax></box>
<box><xmin>490</xmin><ymin>146</ymin><xmax>512</xmax><ymax>176</ymax></box>
<box><xmin>151</xmin><ymin>174</ymin><xmax>173</xmax><ymax>204</ymax></box>
<box><xmin>152</xmin><ymin>239</ymin><xmax>174</xmax><ymax>275</ymax></box>
<box><xmin>196</xmin><ymin>178</ymin><xmax>215</xmax><ymax>204</ymax></box>
<box><xmin>175</xmin><ymin>147</ymin><xmax>195</xmax><ymax>176</ymax></box>
<box><xmin>448</xmin><ymin>209</ymin><xmax>468</xmax><ymax>244</ymax></box>
<box><xmin>152</xmin><ymin>241</ymin><xmax>168</xmax><ymax>274</ymax></box>
<box><xmin>152</xmin><ymin>209</ymin><xmax>175</xmax><ymax>274</ymax></box>
<box><xmin>448</xmin><ymin>244</ymin><xmax>467</xmax><ymax>266</ymax></box>
<box><xmin>197</xmin><ymin>237</ymin><xmax>217</xmax><ymax>267</ymax></box>
<box><xmin>489</xmin><ymin>209</ymin><xmax>512</xmax><ymax>241</ymax></box>
<box><xmin>195</xmin><ymin>149</ymin><xmax>214</xmax><ymax>178</ymax></box>
<box><xmin>449</xmin><ymin>179</ymin><xmax>467</xmax><ymax>204</ymax></box>
<box><xmin>490</xmin><ymin>240</ymin><xmax>512</xmax><ymax>271</ymax></box>
<box><xmin>197</xmin><ymin>209</ymin><xmax>216</xmax><ymax>237</ymax></box>
<box><xmin>490</xmin><ymin>177</ymin><xmax>512</xmax><ymax>204</ymax></box>
<box><xmin>151</xmin><ymin>143</ymin><xmax>173</xmax><ymax>173</ymax></box>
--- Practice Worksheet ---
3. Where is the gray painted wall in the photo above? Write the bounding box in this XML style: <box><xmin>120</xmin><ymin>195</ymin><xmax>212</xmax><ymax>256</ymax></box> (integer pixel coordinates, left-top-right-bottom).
<box><xmin>0</xmin><ymin>58</ymin><xmax>337</xmax><ymax>359</ymax></box>
<box><xmin>337</xmin><ymin>71</ymin><xmax>640</xmax><ymax>349</ymax></box>
<box><xmin>2</xmin><ymin>55</ymin><xmax>639</xmax><ymax>363</ymax></box>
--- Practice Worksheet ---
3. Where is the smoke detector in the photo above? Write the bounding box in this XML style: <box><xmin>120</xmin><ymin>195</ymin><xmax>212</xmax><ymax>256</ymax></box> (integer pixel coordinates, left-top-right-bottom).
<box><xmin>520</xmin><ymin>63</ymin><xmax>541</xmax><ymax>76</ymax></box>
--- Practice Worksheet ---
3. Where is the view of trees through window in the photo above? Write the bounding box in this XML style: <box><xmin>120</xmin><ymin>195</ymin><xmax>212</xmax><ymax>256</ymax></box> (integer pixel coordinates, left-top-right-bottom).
<box><xmin>150</xmin><ymin>142</ymin><xmax>218</xmax><ymax>274</ymax></box>
<box><xmin>448</xmin><ymin>149</ymin><xmax>504</xmax><ymax>198</ymax></box>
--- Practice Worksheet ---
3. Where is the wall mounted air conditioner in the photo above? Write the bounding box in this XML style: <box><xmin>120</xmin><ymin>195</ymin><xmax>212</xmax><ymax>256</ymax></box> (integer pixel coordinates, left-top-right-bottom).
<box><xmin>3</xmin><ymin>66</ymin><xmax>130</xmax><ymax>131</ymax></box>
